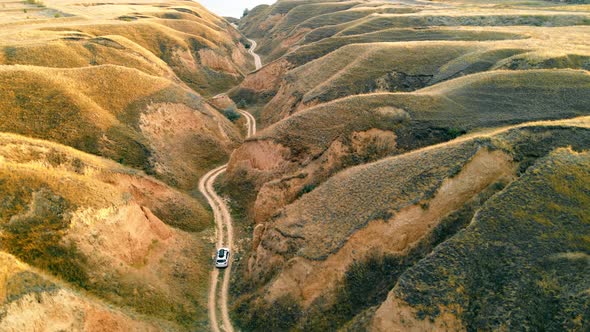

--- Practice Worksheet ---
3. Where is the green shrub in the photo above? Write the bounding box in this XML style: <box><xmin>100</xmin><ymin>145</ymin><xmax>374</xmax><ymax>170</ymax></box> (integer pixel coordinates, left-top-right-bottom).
<box><xmin>23</xmin><ymin>0</ymin><xmax>44</xmax><ymax>7</ymax></box>
<box><xmin>222</xmin><ymin>107</ymin><xmax>241</xmax><ymax>122</ymax></box>
<box><xmin>3</xmin><ymin>46</ymin><xmax>17</xmax><ymax>60</ymax></box>
<box><xmin>235</xmin><ymin>294</ymin><xmax>302</xmax><ymax>331</ymax></box>
<box><xmin>297</xmin><ymin>183</ymin><xmax>317</xmax><ymax>198</ymax></box>
<box><xmin>236</xmin><ymin>99</ymin><xmax>248</xmax><ymax>109</ymax></box>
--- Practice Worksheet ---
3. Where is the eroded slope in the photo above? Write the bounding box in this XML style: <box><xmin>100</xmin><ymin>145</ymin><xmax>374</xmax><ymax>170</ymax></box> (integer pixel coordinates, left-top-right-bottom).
<box><xmin>0</xmin><ymin>134</ymin><xmax>212</xmax><ymax>329</ymax></box>
<box><xmin>230</xmin><ymin>121</ymin><xmax>590</xmax><ymax>331</ymax></box>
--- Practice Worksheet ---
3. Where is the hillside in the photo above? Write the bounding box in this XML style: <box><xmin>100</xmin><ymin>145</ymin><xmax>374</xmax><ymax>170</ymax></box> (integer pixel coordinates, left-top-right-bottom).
<box><xmin>371</xmin><ymin>146</ymin><xmax>590</xmax><ymax>331</ymax></box>
<box><xmin>0</xmin><ymin>0</ymin><xmax>252</xmax><ymax>329</ymax></box>
<box><xmin>0</xmin><ymin>64</ymin><xmax>242</xmax><ymax>190</ymax></box>
<box><xmin>226</xmin><ymin>0</ymin><xmax>590</xmax><ymax>223</ymax></box>
<box><xmin>0</xmin><ymin>134</ymin><xmax>212</xmax><ymax>329</ymax></box>
<box><xmin>223</xmin><ymin>0</ymin><xmax>590</xmax><ymax>331</ymax></box>
<box><xmin>227</xmin><ymin>69</ymin><xmax>590</xmax><ymax>224</ymax></box>
<box><xmin>230</xmin><ymin>120</ymin><xmax>590</xmax><ymax>331</ymax></box>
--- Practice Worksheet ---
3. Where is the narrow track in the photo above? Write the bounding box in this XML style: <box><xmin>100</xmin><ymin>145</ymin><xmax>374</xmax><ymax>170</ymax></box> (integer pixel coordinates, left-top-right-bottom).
<box><xmin>247</xmin><ymin>39</ymin><xmax>262</xmax><ymax>71</ymax></box>
<box><xmin>201</xmin><ymin>38</ymin><xmax>260</xmax><ymax>332</ymax></box>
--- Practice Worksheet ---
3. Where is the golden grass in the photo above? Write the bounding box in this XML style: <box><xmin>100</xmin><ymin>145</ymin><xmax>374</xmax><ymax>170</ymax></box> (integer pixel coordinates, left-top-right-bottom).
<box><xmin>0</xmin><ymin>132</ymin><xmax>213</xmax><ymax>326</ymax></box>
<box><xmin>0</xmin><ymin>36</ymin><xmax>175</xmax><ymax>77</ymax></box>
<box><xmin>0</xmin><ymin>0</ymin><xmax>251</xmax><ymax>95</ymax></box>
<box><xmin>0</xmin><ymin>63</ymin><xmax>241</xmax><ymax>186</ymax></box>
<box><xmin>259</xmin><ymin>69</ymin><xmax>590</xmax><ymax>159</ymax></box>
<box><xmin>0</xmin><ymin>0</ymin><xmax>249</xmax><ymax>328</ymax></box>
<box><xmin>0</xmin><ymin>132</ymin><xmax>210</xmax><ymax>219</ymax></box>
<box><xmin>232</xmin><ymin>0</ymin><xmax>590</xmax><ymax>330</ymax></box>
<box><xmin>230</xmin><ymin>122</ymin><xmax>590</xmax><ymax>330</ymax></box>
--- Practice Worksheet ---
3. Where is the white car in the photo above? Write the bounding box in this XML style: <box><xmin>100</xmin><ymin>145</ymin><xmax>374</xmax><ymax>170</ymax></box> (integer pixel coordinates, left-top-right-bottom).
<box><xmin>215</xmin><ymin>248</ymin><xmax>230</xmax><ymax>268</ymax></box>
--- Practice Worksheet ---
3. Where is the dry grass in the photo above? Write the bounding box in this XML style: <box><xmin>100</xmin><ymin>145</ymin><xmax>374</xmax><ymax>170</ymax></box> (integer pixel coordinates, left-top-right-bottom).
<box><xmin>235</xmin><ymin>0</ymin><xmax>590</xmax><ymax>125</ymax></box>
<box><xmin>230</xmin><ymin>0</ymin><xmax>590</xmax><ymax>330</ymax></box>
<box><xmin>386</xmin><ymin>147</ymin><xmax>590</xmax><ymax>330</ymax></box>
<box><xmin>290</xmin><ymin>27</ymin><xmax>527</xmax><ymax>66</ymax></box>
<box><xmin>262</xmin><ymin>42</ymin><xmax>531</xmax><ymax>124</ymax></box>
<box><xmin>240</xmin><ymin>0</ymin><xmax>590</xmax><ymax>63</ymax></box>
<box><xmin>226</xmin><ymin>69</ymin><xmax>590</xmax><ymax>253</ymax></box>
<box><xmin>0</xmin><ymin>252</ymin><xmax>182</xmax><ymax>330</ymax></box>
<box><xmin>0</xmin><ymin>0</ymin><xmax>251</xmax><ymax>327</ymax></box>
<box><xmin>259</xmin><ymin>23</ymin><xmax>590</xmax><ymax>124</ymax></box>
<box><xmin>231</xmin><ymin>123</ymin><xmax>590</xmax><ymax>331</ymax></box>
<box><xmin>0</xmin><ymin>64</ymin><xmax>241</xmax><ymax>189</ymax></box>
<box><xmin>258</xmin><ymin>69</ymin><xmax>590</xmax><ymax>155</ymax></box>
<box><xmin>0</xmin><ymin>133</ymin><xmax>213</xmax><ymax>327</ymax></box>
<box><xmin>0</xmin><ymin>0</ymin><xmax>251</xmax><ymax>95</ymax></box>
<box><xmin>1</xmin><ymin>36</ymin><xmax>175</xmax><ymax>77</ymax></box>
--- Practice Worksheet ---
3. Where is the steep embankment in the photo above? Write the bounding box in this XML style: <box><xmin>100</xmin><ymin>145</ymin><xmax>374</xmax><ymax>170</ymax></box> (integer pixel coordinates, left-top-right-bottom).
<box><xmin>371</xmin><ymin>146</ymin><xmax>590</xmax><ymax>331</ymax></box>
<box><xmin>228</xmin><ymin>69</ymin><xmax>590</xmax><ymax>225</ymax></box>
<box><xmin>227</xmin><ymin>0</ymin><xmax>590</xmax><ymax>230</ymax></box>
<box><xmin>232</xmin><ymin>120</ymin><xmax>590</xmax><ymax>331</ymax></box>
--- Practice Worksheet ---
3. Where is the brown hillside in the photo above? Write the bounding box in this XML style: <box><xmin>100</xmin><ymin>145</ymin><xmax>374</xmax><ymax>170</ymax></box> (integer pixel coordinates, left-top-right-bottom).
<box><xmin>0</xmin><ymin>133</ymin><xmax>213</xmax><ymax>329</ymax></box>
<box><xmin>230</xmin><ymin>121</ymin><xmax>590</xmax><ymax>331</ymax></box>
<box><xmin>226</xmin><ymin>69</ymin><xmax>590</xmax><ymax>225</ymax></box>
<box><xmin>0</xmin><ymin>64</ymin><xmax>240</xmax><ymax>190</ymax></box>
<box><xmin>228</xmin><ymin>0</ymin><xmax>590</xmax><ymax>330</ymax></box>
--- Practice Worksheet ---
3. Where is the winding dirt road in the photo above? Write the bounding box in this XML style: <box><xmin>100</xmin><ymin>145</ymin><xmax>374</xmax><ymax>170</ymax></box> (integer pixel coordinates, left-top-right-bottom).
<box><xmin>247</xmin><ymin>39</ymin><xmax>262</xmax><ymax>71</ymax></box>
<box><xmin>201</xmin><ymin>38</ymin><xmax>260</xmax><ymax>332</ymax></box>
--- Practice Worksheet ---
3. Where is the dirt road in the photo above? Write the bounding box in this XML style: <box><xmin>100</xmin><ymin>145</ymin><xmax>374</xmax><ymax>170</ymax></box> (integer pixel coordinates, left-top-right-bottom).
<box><xmin>247</xmin><ymin>38</ymin><xmax>262</xmax><ymax>70</ymax></box>
<box><xmin>238</xmin><ymin>109</ymin><xmax>257</xmax><ymax>136</ymax></box>
<box><xmin>199</xmin><ymin>164</ymin><xmax>230</xmax><ymax>332</ymax></box>
<box><xmin>201</xmin><ymin>38</ymin><xmax>260</xmax><ymax>332</ymax></box>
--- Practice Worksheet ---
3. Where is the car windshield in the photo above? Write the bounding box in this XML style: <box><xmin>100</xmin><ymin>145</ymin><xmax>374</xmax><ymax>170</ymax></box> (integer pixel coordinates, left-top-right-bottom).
<box><xmin>218</xmin><ymin>250</ymin><xmax>225</xmax><ymax>258</ymax></box>
<box><xmin>217</xmin><ymin>259</ymin><xmax>225</xmax><ymax>263</ymax></box>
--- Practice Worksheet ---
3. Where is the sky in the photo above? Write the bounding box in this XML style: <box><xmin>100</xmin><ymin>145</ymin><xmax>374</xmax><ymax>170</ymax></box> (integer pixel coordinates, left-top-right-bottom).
<box><xmin>197</xmin><ymin>0</ymin><xmax>276</xmax><ymax>18</ymax></box>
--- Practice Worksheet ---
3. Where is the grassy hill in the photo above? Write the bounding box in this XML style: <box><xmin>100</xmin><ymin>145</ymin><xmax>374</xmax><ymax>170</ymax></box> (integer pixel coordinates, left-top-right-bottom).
<box><xmin>1</xmin><ymin>0</ymin><xmax>252</xmax><ymax>96</ymax></box>
<box><xmin>0</xmin><ymin>133</ymin><xmax>213</xmax><ymax>329</ymax></box>
<box><xmin>227</xmin><ymin>0</ymin><xmax>590</xmax><ymax>330</ymax></box>
<box><xmin>0</xmin><ymin>251</ymin><xmax>182</xmax><ymax>330</ymax></box>
<box><xmin>226</xmin><ymin>69</ymin><xmax>590</xmax><ymax>225</ymax></box>
<box><xmin>232</xmin><ymin>0</ymin><xmax>590</xmax><ymax>124</ymax></box>
<box><xmin>0</xmin><ymin>0</ymin><xmax>252</xmax><ymax>329</ymax></box>
<box><xmin>0</xmin><ymin>64</ymin><xmax>240</xmax><ymax>190</ymax></box>
<box><xmin>1</xmin><ymin>0</ymin><xmax>589</xmax><ymax>330</ymax></box>
<box><xmin>372</xmin><ymin>146</ymin><xmax>590</xmax><ymax>331</ymax></box>
<box><xmin>229</xmin><ymin>121</ymin><xmax>590</xmax><ymax>331</ymax></box>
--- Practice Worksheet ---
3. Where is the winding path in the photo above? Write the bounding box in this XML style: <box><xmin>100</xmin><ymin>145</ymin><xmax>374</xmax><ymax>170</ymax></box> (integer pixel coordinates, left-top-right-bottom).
<box><xmin>201</xmin><ymin>38</ymin><xmax>260</xmax><ymax>332</ymax></box>
<box><xmin>247</xmin><ymin>39</ymin><xmax>262</xmax><ymax>71</ymax></box>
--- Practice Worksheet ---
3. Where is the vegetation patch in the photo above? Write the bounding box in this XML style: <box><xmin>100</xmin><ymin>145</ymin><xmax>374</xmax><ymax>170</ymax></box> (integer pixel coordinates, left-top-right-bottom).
<box><xmin>233</xmin><ymin>294</ymin><xmax>303</xmax><ymax>332</ymax></box>
<box><xmin>394</xmin><ymin>148</ymin><xmax>590</xmax><ymax>330</ymax></box>
<box><xmin>0</xmin><ymin>184</ymin><xmax>88</xmax><ymax>288</ymax></box>
<box><xmin>297</xmin><ymin>179</ymin><xmax>508</xmax><ymax>331</ymax></box>
<box><xmin>222</xmin><ymin>106</ymin><xmax>241</xmax><ymax>122</ymax></box>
